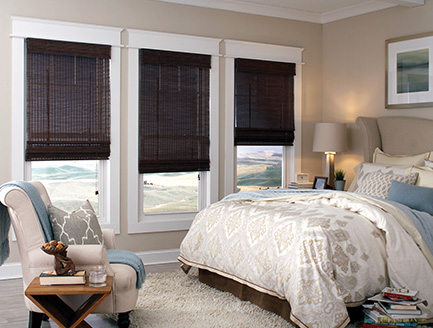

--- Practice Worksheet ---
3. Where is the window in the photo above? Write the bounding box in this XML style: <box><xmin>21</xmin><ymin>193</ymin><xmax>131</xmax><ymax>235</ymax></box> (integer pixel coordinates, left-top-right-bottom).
<box><xmin>25</xmin><ymin>38</ymin><xmax>110</xmax><ymax>216</ymax></box>
<box><xmin>234</xmin><ymin>58</ymin><xmax>296</xmax><ymax>191</ymax></box>
<box><xmin>138</xmin><ymin>49</ymin><xmax>210</xmax><ymax>214</ymax></box>
<box><xmin>127</xmin><ymin>30</ymin><xmax>220</xmax><ymax>233</ymax></box>
<box><xmin>30</xmin><ymin>160</ymin><xmax>100</xmax><ymax>214</ymax></box>
<box><xmin>11</xmin><ymin>17</ymin><xmax>121</xmax><ymax>231</ymax></box>
<box><xmin>237</xmin><ymin>146</ymin><xmax>283</xmax><ymax>191</ymax></box>
<box><xmin>221</xmin><ymin>40</ymin><xmax>303</xmax><ymax>196</ymax></box>
<box><xmin>142</xmin><ymin>172</ymin><xmax>198</xmax><ymax>213</ymax></box>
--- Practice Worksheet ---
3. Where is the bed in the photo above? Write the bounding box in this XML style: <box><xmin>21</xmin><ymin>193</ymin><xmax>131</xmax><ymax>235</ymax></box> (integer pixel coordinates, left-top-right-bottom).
<box><xmin>178</xmin><ymin>116</ymin><xmax>433</xmax><ymax>328</ymax></box>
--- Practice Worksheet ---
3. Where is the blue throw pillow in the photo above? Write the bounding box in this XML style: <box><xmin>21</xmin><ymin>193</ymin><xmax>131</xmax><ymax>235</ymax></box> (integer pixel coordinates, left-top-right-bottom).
<box><xmin>388</xmin><ymin>180</ymin><xmax>433</xmax><ymax>216</ymax></box>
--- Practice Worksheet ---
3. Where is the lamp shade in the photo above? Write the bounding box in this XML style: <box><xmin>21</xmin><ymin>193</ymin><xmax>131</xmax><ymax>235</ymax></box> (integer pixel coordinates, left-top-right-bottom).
<box><xmin>313</xmin><ymin>123</ymin><xmax>347</xmax><ymax>153</ymax></box>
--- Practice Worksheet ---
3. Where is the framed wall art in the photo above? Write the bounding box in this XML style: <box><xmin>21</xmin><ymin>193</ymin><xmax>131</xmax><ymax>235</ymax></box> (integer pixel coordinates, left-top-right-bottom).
<box><xmin>386</xmin><ymin>32</ymin><xmax>433</xmax><ymax>109</ymax></box>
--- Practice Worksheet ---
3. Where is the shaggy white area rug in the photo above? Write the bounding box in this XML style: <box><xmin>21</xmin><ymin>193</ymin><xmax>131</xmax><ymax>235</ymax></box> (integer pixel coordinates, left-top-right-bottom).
<box><xmin>117</xmin><ymin>269</ymin><xmax>363</xmax><ymax>328</ymax></box>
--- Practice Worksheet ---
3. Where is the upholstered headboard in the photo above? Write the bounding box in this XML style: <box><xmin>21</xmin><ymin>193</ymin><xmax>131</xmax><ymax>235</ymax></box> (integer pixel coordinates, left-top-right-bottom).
<box><xmin>356</xmin><ymin>116</ymin><xmax>433</xmax><ymax>162</ymax></box>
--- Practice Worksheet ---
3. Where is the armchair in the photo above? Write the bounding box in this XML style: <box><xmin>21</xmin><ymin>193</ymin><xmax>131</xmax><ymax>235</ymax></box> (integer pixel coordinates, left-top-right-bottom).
<box><xmin>0</xmin><ymin>181</ymin><xmax>138</xmax><ymax>327</ymax></box>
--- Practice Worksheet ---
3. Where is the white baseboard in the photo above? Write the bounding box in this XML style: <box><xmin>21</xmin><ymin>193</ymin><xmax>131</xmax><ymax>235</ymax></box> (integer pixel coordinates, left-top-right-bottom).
<box><xmin>0</xmin><ymin>248</ymin><xmax>180</xmax><ymax>280</ymax></box>
<box><xmin>136</xmin><ymin>248</ymin><xmax>180</xmax><ymax>266</ymax></box>
<box><xmin>0</xmin><ymin>262</ymin><xmax>23</xmax><ymax>280</ymax></box>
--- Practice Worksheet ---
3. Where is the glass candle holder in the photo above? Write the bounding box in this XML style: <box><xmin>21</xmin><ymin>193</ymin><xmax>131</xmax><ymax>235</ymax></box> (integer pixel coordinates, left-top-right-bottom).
<box><xmin>89</xmin><ymin>265</ymin><xmax>107</xmax><ymax>287</ymax></box>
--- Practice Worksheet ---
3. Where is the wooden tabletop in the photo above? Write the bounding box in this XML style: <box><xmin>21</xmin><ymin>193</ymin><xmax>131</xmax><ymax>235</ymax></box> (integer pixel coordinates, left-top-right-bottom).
<box><xmin>25</xmin><ymin>276</ymin><xmax>113</xmax><ymax>296</ymax></box>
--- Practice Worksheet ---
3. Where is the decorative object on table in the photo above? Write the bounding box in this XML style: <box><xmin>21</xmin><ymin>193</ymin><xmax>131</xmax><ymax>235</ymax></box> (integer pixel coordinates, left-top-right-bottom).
<box><xmin>41</xmin><ymin>240</ymin><xmax>75</xmax><ymax>275</ymax></box>
<box><xmin>89</xmin><ymin>265</ymin><xmax>107</xmax><ymax>287</ymax></box>
<box><xmin>313</xmin><ymin>122</ymin><xmax>347</xmax><ymax>189</ymax></box>
<box><xmin>334</xmin><ymin>169</ymin><xmax>346</xmax><ymax>191</ymax></box>
<box><xmin>295</xmin><ymin>173</ymin><xmax>309</xmax><ymax>183</ymax></box>
<box><xmin>386</xmin><ymin>32</ymin><xmax>433</xmax><ymax>109</ymax></box>
<box><xmin>39</xmin><ymin>270</ymin><xmax>86</xmax><ymax>285</ymax></box>
<box><xmin>313</xmin><ymin>176</ymin><xmax>328</xmax><ymax>189</ymax></box>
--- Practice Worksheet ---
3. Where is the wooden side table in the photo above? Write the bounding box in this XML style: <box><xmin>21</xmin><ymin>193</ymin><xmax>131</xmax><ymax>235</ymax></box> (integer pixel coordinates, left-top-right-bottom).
<box><xmin>25</xmin><ymin>276</ymin><xmax>113</xmax><ymax>328</ymax></box>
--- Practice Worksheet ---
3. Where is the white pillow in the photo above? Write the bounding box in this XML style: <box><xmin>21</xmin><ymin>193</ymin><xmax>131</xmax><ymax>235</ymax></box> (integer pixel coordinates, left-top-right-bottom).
<box><xmin>348</xmin><ymin>162</ymin><xmax>411</xmax><ymax>192</ymax></box>
<box><xmin>408</xmin><ymin>166</ymin><xmax>433</xmax><ymax>188</ymax></box>
<box><xmin>424</xmin><ymin>159</ymin><xmax>433</xmax><ymax>168</ymax></box>
<box><xmin>372</xmin><ymin>147</ymin><xmax>429</xmax><ymax>166</ymax></box>
<box><xmin>354</xmin><ymin>171</ymin><xmax>418</xmax><ymax>199</ymax></box>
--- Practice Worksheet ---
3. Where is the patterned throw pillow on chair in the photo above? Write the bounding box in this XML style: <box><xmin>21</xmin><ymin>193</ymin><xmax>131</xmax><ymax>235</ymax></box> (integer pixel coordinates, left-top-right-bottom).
<box><xmin>48</xmin><ymin>200</ymin><xmax>105</xmax><ymax>245</ymax></box>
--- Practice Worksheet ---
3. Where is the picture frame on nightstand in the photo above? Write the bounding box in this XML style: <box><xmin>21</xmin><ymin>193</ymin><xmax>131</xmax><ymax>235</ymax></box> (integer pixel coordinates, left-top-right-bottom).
<box><xmin>313</xmin><ymin>176</ymin><xmax>328</xmax><ymax>189</ymax></box>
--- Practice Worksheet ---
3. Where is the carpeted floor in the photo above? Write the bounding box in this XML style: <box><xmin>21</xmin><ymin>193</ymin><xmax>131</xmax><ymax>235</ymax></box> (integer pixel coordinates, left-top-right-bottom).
<box><xmin>109</xmin><ymin>269</ymin><xmax>363</xmax><ymax>328</ymax></box>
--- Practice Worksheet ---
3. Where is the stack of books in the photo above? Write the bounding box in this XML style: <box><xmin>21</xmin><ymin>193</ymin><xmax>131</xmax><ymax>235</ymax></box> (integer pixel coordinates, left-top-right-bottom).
<box><xmin>363</xmin><ymin>287</ymin><xmax>428</xmax><ymax>327</ymax></box>
<box><xmin>39</xmin><ymin>270</ymin><xmax>86</xmax><ymax>285</ymax></box>
<box><xmin>288</xmin><ymin>182</ymin><xmax>313</xmax><ymax>189</ymax></box>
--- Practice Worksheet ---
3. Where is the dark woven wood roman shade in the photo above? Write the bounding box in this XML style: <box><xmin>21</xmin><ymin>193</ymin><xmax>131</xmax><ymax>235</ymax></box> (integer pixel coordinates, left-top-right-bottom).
<box><xmin>139</xmin><ymin>49</ymin><xmax>211</xmax><ymax>173</ymax></box>
<box><xmin>235</xmin><ymin>58</ymin><xmax>296</xmax><ymax>146</ymax></box>
<box><xmin>26</xmin><ymin>38</ymin><xmax>111</xmax><ymax>161</ymax></box>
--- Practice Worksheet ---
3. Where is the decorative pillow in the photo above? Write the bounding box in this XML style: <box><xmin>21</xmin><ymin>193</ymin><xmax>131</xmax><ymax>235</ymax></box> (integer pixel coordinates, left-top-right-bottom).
<box><xmin>388</xmin><ymin>181</ymin><xmax>433</xmax><ymax>216</ymax></box>
<box><xmin>48</xmin><ymin>200</ymin><xmax>105</xmax><ymax>245</ymax></box>
<box><xmin>408</xmin><ymin>166</ymin><xmax>433</xmax><ymax>188</ymax></box>
<box><xmin>348</xmin><ymin>162</ymin><xmax>411</xmax><ymax>192</ymax></box>
<box><xmin>372</xmin><ymin>147</ymin><xmax>429</xmax><ymax>166</ymax></box>
<box><xmin>424</xmin><ymin>159</ymin><xmax>433</xmax><ymax>168</ymax></box>
<box><xmin>354</xmin><ymin>171</ymin><xmax>418</xmax><ymax>199</ymax></box>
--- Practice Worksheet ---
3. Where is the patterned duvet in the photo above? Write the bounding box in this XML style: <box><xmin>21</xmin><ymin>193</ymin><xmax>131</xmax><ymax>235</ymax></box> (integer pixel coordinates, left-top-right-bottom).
<box><xmin>179</xmin><ymin>192</ymin><xmax>433</xmax><ymax>328</ymax></box>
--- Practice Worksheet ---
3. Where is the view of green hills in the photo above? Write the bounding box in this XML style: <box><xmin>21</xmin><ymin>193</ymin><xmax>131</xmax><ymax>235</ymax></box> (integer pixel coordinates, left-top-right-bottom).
<box><xmin>30</xmin><ymin>148</ymin><xmax>282</xmax><ymax>214</ymax></box>
<box><xmin>237</xmin><ymin>146</ymin><xmax>282</xmax><ymax>191</ymax></box>
<box><xmin>31</xmin><ymin>162</ymin><xmax>99</xmax><ymax>213</ymax></box>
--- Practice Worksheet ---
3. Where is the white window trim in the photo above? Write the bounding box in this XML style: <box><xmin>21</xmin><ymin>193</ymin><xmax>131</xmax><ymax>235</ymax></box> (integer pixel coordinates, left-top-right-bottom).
<box><xmin>10</xmin><ymin>16</ymin><xmax>122</xmax><ymax>233</ymax></box>
<box><xmin>221</xmin><ymin>40</ymin><xmax>304</xmax><ymax>196</ymax></box>
<box><xmin>126</xmin><ymin>29</ymin><xmax>220</xmax><ymax>233</ymax></box>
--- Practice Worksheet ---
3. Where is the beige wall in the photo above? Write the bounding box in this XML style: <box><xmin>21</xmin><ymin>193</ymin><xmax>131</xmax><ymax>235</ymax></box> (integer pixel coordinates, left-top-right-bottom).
<box><xmin>0</xmin><ymin>0</ymin><xmax>323</xmax><ymax>262</ymax></box>
<box><xmin>322</xmin><ymin>2</ymin><xmax>433</xmax><ymax>186</ymax></box>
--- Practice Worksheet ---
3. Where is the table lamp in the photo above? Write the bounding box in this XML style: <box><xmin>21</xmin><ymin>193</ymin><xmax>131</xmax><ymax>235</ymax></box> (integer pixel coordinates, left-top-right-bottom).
<box><xmin>313</xmin><ymin>122</ymin><xmax>347</xmax><ymax>189</ymax></box>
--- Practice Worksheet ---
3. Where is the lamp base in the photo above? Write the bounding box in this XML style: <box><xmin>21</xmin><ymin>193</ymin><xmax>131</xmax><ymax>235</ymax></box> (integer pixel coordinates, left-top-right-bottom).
<box><xmin>325</xmin><ymin>152</ymin><xmax>335</xmax><ymax>189</ymax></box>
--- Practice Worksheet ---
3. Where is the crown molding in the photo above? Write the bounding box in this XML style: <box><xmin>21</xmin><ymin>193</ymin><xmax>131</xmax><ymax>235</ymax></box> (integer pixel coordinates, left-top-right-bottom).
<box><xmin>321</xmin><ymin>1</ymin><xmax>396</xmax><ymax>24</ymax></box>
<box><xmin>156</xmin><ymin>0</ymin><xmax>399</xmax><ymax>23</ymax></box>
<box><xmin>384</xmin><ymin>0</ymin><xmax>424</xmax><ymax>7</ymax></box>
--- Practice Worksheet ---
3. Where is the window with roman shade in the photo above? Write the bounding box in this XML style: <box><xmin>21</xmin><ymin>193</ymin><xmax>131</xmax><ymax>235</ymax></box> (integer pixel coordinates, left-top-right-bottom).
<box><xmin>139</xmin><ymin>49</ymin><xmax>211</xmax><ymax>173</ymax></box>
<box><xmin>234</xmin><ymin>58</ymin><xmax>296</xmax><ymax>146</ymax></box>
<box><xmin>26</xmin><ymin>38</ymin><xmax>111</xmax><ymax>161</ymax></box>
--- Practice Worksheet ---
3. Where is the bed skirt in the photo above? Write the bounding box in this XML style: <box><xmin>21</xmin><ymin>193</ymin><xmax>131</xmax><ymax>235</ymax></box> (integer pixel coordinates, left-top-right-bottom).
<box><xmin>198</xmin><ymin>269</ymin><xmax>364</xmax><ymax>327</ymax></box>
<box><xmin>198</xmin><ymin>268</ymin><xmax>293</xmax><ymax>323</ymax></box>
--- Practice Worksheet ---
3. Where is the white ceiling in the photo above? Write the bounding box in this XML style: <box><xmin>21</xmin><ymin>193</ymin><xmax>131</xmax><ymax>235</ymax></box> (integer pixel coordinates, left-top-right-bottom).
<box><xmin>156</xmin><ymin>0</ymin><xmax>425</xmax><ymax>23</ymax></box>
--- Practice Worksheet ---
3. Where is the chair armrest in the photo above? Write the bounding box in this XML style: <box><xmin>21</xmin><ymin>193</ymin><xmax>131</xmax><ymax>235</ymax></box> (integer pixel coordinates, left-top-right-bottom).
<box><xmin>27</xmin><ymin>246</ymin><xmax>55</xmax><ymax>269</ymax></box>
<box><xmin>25</xmin><ymin>245</ymin><xmax>115</xmax><ymax>280</ymax></box>
<box><xmin>67</xmin><ymin>244</ymin><xmax>114</xmax><ymax>275</ymax></box>
<box><xmin>102</xmin><ymin>228</ymin><xmax>116</xmax><ymax>249</ymax></box>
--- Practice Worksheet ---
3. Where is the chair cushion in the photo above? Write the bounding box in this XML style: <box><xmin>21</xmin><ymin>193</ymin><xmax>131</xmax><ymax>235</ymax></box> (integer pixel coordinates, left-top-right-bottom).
<box><xmin>48</xmin><ymin>200</ymin><xmax>104</xmax><ymax>245</ymax></box>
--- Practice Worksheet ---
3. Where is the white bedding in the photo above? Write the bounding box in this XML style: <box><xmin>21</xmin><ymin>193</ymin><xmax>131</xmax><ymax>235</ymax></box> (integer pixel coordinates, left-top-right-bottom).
<box><xmin>179</xmin><ymin>192</ymin><xmax>433</xmax><ymax>328</ymax></box>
